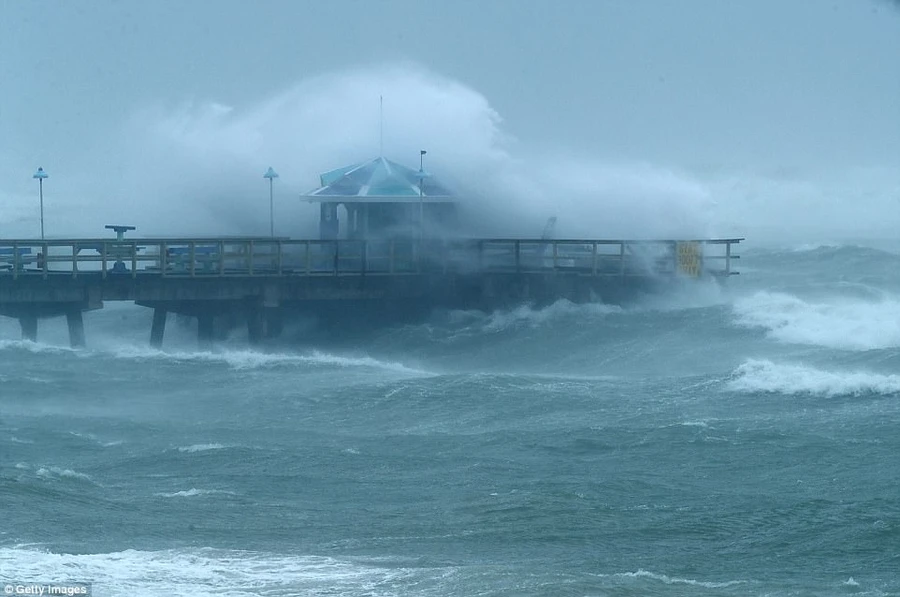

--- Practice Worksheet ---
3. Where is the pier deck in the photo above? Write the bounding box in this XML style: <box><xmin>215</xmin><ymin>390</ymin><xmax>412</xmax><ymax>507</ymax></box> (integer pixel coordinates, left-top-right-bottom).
<box><xmin>0</xmin><ymin>237</ymin><xmax>742</xmax><ymax>347</ymax></box>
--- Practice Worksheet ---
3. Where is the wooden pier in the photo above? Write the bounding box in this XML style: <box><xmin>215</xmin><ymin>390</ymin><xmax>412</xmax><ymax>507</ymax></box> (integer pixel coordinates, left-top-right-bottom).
<box><xmin>0</xmin><ymin>236</ymin><xmax>742</xmax><ymax>347</ymax></box>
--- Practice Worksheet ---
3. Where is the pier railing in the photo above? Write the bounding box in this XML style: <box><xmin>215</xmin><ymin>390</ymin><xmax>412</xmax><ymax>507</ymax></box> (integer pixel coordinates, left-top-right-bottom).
<box><xmin>0</xmin><ymin>237</ymin><xmax>741</xmax><ymax>280</ymax></box>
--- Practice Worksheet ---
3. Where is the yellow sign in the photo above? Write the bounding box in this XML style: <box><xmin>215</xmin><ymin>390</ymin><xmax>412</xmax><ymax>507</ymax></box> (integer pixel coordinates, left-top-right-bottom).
<box><xmin>675</xmin><ymin>241</ymin><xmax>702</xmax><ymax>277</ymax></box>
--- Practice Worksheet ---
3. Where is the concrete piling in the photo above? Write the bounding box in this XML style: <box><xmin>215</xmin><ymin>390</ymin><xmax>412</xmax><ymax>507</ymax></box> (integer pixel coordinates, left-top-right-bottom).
<box><xmin>150</xmin><ymin>308</ymin><xmax>167</xmax><ymax>349</ymax></box>
<box><xmin>19</xmin><ymin>316</ymin><xmax>37</xmax><ymax>342</ymax></box>
<box><xmin>66</xmin><ymin>309</ymin><xmax>86</xmax><ymax>349</ymax></box>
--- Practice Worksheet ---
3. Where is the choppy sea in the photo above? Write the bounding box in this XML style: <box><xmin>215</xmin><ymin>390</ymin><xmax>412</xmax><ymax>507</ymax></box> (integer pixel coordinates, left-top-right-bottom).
<box><xmin>1</xmin><ymin>244</ymin><xmax>898</xmax><ymax>596</ymax></box>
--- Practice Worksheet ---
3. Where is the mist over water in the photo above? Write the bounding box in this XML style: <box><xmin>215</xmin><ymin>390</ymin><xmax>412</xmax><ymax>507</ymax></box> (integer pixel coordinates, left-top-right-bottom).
<box><xmin>2</xmin><ymin>63</ymin><xmax>896</xmax><ymax>245</ymax></box>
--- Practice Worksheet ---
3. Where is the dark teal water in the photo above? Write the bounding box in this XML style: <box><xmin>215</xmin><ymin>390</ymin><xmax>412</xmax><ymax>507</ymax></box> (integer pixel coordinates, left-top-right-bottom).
<box><xmin>2</xmin><ymin>246</ymin><xmax>899</xmax><ymax>596</ymax></box>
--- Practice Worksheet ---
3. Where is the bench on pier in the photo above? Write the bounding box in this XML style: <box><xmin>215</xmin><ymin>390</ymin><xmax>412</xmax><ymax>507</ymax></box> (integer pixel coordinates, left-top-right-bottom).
<box><xmin>0</xmin><ymin>247</ymin><xmax>33</xmax><ymax>271</ymax></box>
<box><xmin>70</xmin><ymin>243</ymin><xmax>146</xmax><ymax>273</ymax></box>
<box><xmin>162</xmin><ymin>246</ymin><xmax>221</xmax><ymax>273</ymax></box>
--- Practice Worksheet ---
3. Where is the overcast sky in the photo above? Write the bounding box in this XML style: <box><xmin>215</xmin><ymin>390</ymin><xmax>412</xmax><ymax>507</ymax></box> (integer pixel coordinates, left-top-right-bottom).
<box><xmin>1</xmin><ymin>0</ymin><xmax>898</xmax><ymax>241</ymax></box>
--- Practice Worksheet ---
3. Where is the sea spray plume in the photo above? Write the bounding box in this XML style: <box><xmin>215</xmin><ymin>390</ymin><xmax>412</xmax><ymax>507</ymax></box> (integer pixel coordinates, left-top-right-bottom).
<box><xmin>116</xmin><ymin>64</ymin><xmax>506</xmax><ymax>237</ymax></box>
<box><xmin>458</xmin><ymin>153</ymin><xmax>715</xmax><ymax>240</ymax></box>
<box><xmin>114</xmin><ymin>64</ymin><xmax>714</xmax><ymax>240</ymax></box>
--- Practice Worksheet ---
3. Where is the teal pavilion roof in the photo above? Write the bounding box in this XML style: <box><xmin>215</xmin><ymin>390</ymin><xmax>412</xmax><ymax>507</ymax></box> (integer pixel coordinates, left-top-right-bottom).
<box><xmin>305</xmin><ymin>157</ymin><xmax>454</xmax><ymax>203</ymax></box>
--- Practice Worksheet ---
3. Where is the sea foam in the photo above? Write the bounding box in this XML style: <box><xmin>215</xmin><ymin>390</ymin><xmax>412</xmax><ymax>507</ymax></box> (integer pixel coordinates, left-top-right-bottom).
<box><xmin>95</xmin><ymin>345</ymin><xmax>428</xmax><ymax>375</ymax></box>
<box><xmin>0</xmin><ymin>546</ymin><xmax>436</xmax><ymax>597</ymax></box>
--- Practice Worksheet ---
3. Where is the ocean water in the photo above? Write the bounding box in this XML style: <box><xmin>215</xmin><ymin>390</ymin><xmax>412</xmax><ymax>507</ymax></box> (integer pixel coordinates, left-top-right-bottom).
<box><xmin>1</xmin><ymin>245</ymin><xmax>899</xmax><ymax>596</ymax></box>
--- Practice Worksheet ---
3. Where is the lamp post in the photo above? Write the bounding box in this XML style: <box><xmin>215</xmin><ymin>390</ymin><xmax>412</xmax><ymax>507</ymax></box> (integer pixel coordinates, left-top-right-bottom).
<box><xmin>263</xmin><ymin>167</ymin><xmax>279</xmax><ymax>237</ymax></box>
<box><xmin>32</xmin><ymin>167</ymin><xmax>48</xmax><ymax>239</ymax></box>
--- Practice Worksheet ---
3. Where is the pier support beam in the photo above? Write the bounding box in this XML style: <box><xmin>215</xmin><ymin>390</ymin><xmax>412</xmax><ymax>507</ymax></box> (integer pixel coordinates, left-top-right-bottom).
<box><xmin>197</xmin><ymin>314</ymin><xmax>214</xmax><ymax>349</ymax></box>
<box><xmin>66</xmin><ymin>310</ymin><xmax>86</xmax><ymax>349</ymax></box>
<box><xmin>150</xmin><ymin>308</ymin><xmax>167</xmax><ymax>349</ymax></box>
<box><xmin>19</xmin><ymin>316</ymin><xmax>37</xmax><ymax>342</ymax></box>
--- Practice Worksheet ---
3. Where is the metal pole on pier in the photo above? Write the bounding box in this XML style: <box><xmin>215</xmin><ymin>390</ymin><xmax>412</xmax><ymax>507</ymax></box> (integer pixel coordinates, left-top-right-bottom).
<box><xmin>33</xmin><ymin>167</ymin><xmax>48</xmax><ymax>240</ymax></box>
<box><xmin>263</xmin><ymin>167</ymin><xmax>279</xmax><ymax>237</ymax></box>
<box><xmin>417</xmin><ymin>150</ymin><xmax>427</xmax><ymax>242</ymax></box>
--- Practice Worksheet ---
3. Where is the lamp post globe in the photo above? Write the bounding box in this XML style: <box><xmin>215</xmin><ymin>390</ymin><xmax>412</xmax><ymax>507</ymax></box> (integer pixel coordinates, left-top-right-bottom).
<box><xmin>263</xmin><ymin>167</ymin><xmax>279</xmax><ymax>237</ymax></box>
<box><xmin>32</xmin><ymin>167</ymin><xmax>49</xmax><ymax>240</ymax></box>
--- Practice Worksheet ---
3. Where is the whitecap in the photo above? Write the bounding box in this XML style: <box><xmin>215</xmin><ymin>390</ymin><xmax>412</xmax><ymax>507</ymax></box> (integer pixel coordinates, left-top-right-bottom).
<box><xmin>35</xmin><ymin>467</ymin><xmax>93</xmax><ymax>482</ymax></box>
<box><xmin>102</xmin><ymin>345</ymin><xmax>429</xmax><ymax>375</ymax></box>
<box><xmin>0</xmin><ymin>340</ymin><xmax>74</xmax><ymax>355</ymax></box>
<box><xmin>733</xmin><ymin>291</ymin><xmax>900</xmax><ymax>351</ymax></box>
<box><xmin>481</xmin><ymin>299</ymin><xmax>621</xmax><ymax>332</ymax></box>
<box><xmin>175</xmin><ymin>443</ymin><xmax>228</xmax><ymax>453</ymax></box>
<box><xmin>155</xmin><ymin>488</ymin><xmax>235</xmax><ymax>498</ymax></box>
<box><xmin>69</xmin><ymin>431</ymin><xmax>121</xmax><ymax>447</ymax></box>
<box><xmin>729</xmin><ymin>359</ymin><xmax>900</xmax><ymax>397</ymax></box>
<box><xmin>611</xmin><ymin>569</ymin><xmax>745</xmax><ymax>589</ymax></box>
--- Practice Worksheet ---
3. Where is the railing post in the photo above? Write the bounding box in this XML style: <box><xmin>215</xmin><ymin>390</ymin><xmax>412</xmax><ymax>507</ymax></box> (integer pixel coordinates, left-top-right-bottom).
<box><xmin>305</xmin><ymin>241</ymin><xmax>311</xmax><ymax>275</ymax></box>
<box><xmin>218</xmin><ymin>241</ymin><xmax>225</xmax><ymax>276</ymax></box>
<box><xmin>42</xmin><ymin>243</ymin><xmax>48</xmax><ymax>279</ymax></box>
<box><xmin>12</xmin><ymin>242</ymin><xmax>18</xmax><ymax>280</ymax></box>
<box><xmin>725</xmin><ymin>242</ymin><xmax>731</xmax><ymax>276</ymax></box>
<box><xmin>620</xmin><ymin>242</ymin><xmax>626</xmax><ymax>278</ymax></box>
<box><xmin>333</xmin><ymin>241</ymin><xmax>339</xmax><ymax>275</ymax></box>
<box><xmin>101</xmin><ymin>242</ymin><xmax>108</xmax><ymax>279</ymax></box>
<box><xmin>592</xmin><ymin>242</ymin><xmax>598</xmax><ymax>276</ymax></box>
<box><xmin>276</xmin><ymin>240</ymin><xmax>283</xmax><ymax>275</ymax></box>
<box><xmin>248</xmin><ymin>240</ymin><xmax>254</xmax><ymax>275</ymax></box>
<box><xmin>670</xmin><ymin>240</ymin><xmax>677</xmax><ymax>276</ymax></box>
<box><xmin>552</xmin><ymin>242</ymin><xmax>558</xmax><ymax>269</ymax></box>
<box><xmin>189</xmin><ymin>242</ymin><xmax>196</xmax><ymax>277</ymax></box>
<box><xmin>131</xmin><ymin>241</ymin><xmax>137</xmax><ymax>278</ymax></box>
<box><xmin>515</xmin><ymin>240</ymin><xmax>521</xmax><ymax>272</ymax></box>
<box><xmin>361</xmin><ymin>240</ymin><xmax>367</xmax><ymax>275</ymax></box>
<box><xmin>72</xmin><ymin>243</ymin><xmax>78</xmax><ymax>278</ymax></box>
<box><xmin>161</xmin><ymin>243</ymin><xmax>168</xmax><ymax>277</ymax></box>
<box><xmin>478</xmin><ymin>240</ymin><xmax>484</xmax><ymax>271</ymax></box>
